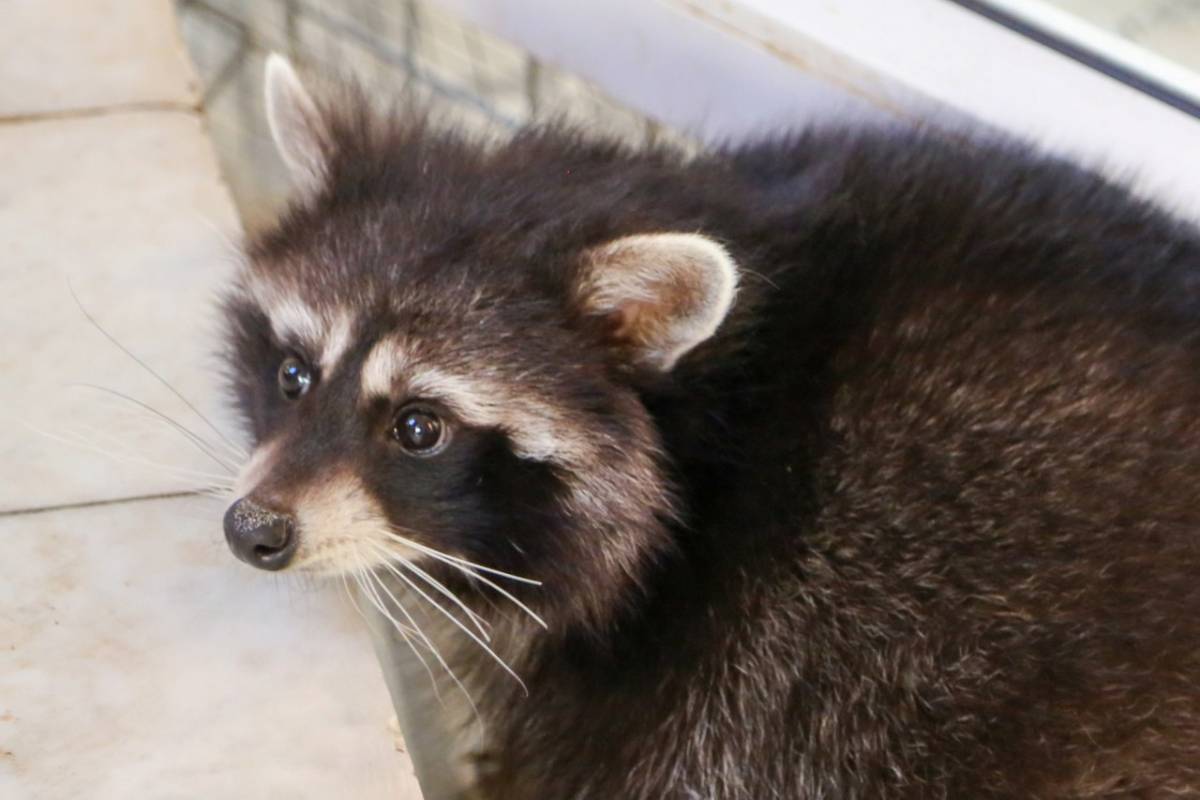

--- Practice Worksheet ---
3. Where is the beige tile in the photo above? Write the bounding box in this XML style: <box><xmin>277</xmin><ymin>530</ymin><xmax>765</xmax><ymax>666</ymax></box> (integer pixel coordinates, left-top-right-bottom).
<box><xmin>0</xmin><ymin>111</ymin><xmax>244</xmax><ymax>513</ymax></box>
<box><xmin>0</xmin><ymin>497</ymin><xmax>421</xmax><ymax>799</ymax></box>
<box><xmin>0</xmin><ymin>0</ymin><xmax>200</xmax><ymax>118</ymax></box>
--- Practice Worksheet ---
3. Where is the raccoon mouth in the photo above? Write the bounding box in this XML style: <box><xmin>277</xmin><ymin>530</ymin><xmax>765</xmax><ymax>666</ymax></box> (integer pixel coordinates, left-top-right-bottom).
<box><xmin>223</xmin><ymin>497</ymin><xmax>299</xmax><ymax>571</ymax></box>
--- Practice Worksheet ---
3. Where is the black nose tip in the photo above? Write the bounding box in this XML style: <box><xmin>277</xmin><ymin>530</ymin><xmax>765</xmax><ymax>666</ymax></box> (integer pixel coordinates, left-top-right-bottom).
<box><xmin>223</xmin><ymin>498</ymin><xmax>298</xmax><ymax>571</ymax></box>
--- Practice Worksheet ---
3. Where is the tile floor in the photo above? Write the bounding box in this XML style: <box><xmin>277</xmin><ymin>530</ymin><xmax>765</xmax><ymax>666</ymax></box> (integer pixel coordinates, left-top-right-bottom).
<box><xmin>0</xmin><ymin>0</ymin><xmax>199</xmax><ymax>117</ymax></box>
<box><xmin>0</xmin><ymin>1</ymin><xmax>421</xmax><ymax>797</ymax></box>
<box><xmin>0</xmin><ymin>501</ymin><xmax>415</xmax><ymax>799</ymax></box>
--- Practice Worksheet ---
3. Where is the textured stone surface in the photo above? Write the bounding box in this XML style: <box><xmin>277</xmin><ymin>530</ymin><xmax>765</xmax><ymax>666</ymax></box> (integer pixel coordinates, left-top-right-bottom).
<box><xmin>0</xmin><ymin>498</ymin><xmax>419</xmax><ymax>799</ymax></box>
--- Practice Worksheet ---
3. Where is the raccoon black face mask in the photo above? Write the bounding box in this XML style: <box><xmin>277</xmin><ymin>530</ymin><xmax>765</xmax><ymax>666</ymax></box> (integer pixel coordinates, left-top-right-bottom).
<box><xmin>219</xmin><ymin>54</ymin><xmax>1200</xmax><ymax>799</ymax></box>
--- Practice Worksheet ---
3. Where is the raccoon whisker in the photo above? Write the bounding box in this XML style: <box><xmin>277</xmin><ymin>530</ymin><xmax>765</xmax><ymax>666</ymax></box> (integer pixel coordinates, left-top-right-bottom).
<box><xmin>350</xmin><ymin>570</ymin><xmax>423</xmax><ymax>641</ymax></box>
<box><xmin>60</xmin><ymin>420</ymin><xmax>240</xmax><ymax>486</ymax></box>
<box><xmin>401</xmin><ymin>557</ymin><xmax>495</xmax><ymax>636</ymax></box>
<box><xmin>369</xmin><ymin>544</ymin><xmax>492</xmax><ymax>640</ymax></box>
<box><xmin>69</xmin><ymin>384</ymin><xmax>240</xmax><ymax>473</ymax></box>
<box><xmin>350</xmin><ymin>562</ymin><xmax>433</xmax><ymax>657</ymax></box>
<box><xmin>364</xmin><ymin>541</ymin><xmax>527</xmax><ymax>695</ymax></box>
<box><xmin>381</xmin><ymin>529</ymin><xmax>543</xmax><ymax>585</ymax></box>
<box><xmin>22</xmin><ymin>419</ymin><xmax>237</xmax><ymax>486</ymax></box>
<box><xmin>339</xmin><ymin>560</ymin><xmax>412</xmax><ymax>651</ymax></box>
<box><xmin>64</xmin><ymin>431</ymin><xmax>236</xmax><ymax>489</ymax></box>
<box><xmin>93</xmin><ymin>393</ymin><xmax>250</xmax><ymax>470</ymax></box>
<box><xmin>353</xmin><ymin>553</ymin><xmax>473</xmax><ymax>714</ymax></box>
<box><xmin>69</xmin><ymin>383</ymin><xmax>240</xmax><ymax>474</ymax></box>
<box><xmin>351</xmin><ymin>568</ymin><xmax>446</xmax><ymax>709</ymax></box>
<box><xmin>450</xmin><ymin>566</ymin><xmax>548</xmax><ymax>632</ymax></box>
<box><xmin>88</xmin><ymin>390</ymin><xmax>250</xmax><ymax>469</ymax></box>
<box><xmin>338</xmin><ymin>564</ymin><xmax>366</xmax><ymax>618</ymax></box>
<box><xmin>199</xmin><ymin>484</ymin><xmax>236</xmax><ymax>501</ymax></box>
<box><xmin>68</xmin><ymin>280</ymin><xmax>248</xmax><ymax>461</ymax></box>
<box><xmin>381</xmin><ymin>532</ymin><xmax>549</xmax><ymax>631</ymax></box>
<box><xmin>739</xmin><ymin>266</ymin><xmax>781</xmax><ymax>290</ymax></box>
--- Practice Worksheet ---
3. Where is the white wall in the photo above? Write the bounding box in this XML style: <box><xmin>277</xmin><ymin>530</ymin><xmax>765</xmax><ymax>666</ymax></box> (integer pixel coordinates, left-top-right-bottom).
<box><xmin>442</xmin><ymin>0</ymin><xmax>1200</xmax><ymax>219</ymax></box>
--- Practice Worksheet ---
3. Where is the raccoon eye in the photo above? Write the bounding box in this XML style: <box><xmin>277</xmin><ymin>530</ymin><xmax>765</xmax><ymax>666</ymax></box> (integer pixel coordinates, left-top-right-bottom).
<box><xmin>277</xmin><ymin>356</ymin><xmax>313</xmax><ymax>400</ymax></box>
<box><xmin>392</xmin><ymin>407</ymin><xmax>445</xmax><ymax>454</ymax></box>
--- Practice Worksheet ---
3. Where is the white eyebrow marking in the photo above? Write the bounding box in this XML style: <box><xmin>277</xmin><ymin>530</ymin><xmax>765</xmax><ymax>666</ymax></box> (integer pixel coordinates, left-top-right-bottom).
<box><xmin>243</xmin><ymin>274</ymin><xmax>356</xmax><ymax>373</ymax></box>
<box><xmin>406</xmin><ymin>366</ymin><xmax>589</xmax><ymax>464</ymax></box>
<box><xmin>268</xmin><ymin>296</ymin><xmax>324</xmax><ymax>347</ymax></box>
<box><xmin>320</xmin><ymin>311</ymin><xmax>354</xmax><ymax>374</ymax></box>
<box><xmin>361</xmin><ymin>338</ymin><xmax>412</xmax><ymax>397</ymax></box>
<box><xmin>360</xmin><ymin>338</ymin><xmax>589</xmax><ymax>463</ymax></box>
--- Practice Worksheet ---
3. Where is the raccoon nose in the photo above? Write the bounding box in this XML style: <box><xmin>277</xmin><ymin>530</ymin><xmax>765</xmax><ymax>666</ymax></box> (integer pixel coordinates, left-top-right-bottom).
<box><xmin>223</xmin><ymin>498</ymin><xmax>298</xmax><ymax>571</ymax></box>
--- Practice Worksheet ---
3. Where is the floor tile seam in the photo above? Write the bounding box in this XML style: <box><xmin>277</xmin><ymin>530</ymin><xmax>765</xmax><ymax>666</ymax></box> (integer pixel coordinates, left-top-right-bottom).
<box><xmin>0</xmin><ymin>490</ymin><xmax>208</xmax><ymax>519</ymax></box>
<box><xmin>0</xmin><ymin>100</ymin><xmax>202</xmax><ymax>127</ymax></box>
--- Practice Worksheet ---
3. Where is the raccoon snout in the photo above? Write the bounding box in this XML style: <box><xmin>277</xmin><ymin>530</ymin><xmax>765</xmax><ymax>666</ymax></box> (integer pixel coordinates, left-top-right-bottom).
<box><xmin>223</xmin><ymin>498</ymin><xmax>298</xmax><ymax>571</ymax></box>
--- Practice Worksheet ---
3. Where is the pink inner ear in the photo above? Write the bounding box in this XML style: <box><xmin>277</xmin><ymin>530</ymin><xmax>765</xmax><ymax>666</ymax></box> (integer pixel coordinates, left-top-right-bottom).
<box><xmin>580</xmin><ymin>232</ymin><xmax>738</xmax><ymax>371</ymax></box>
<box><xmin>610</xmin><ymin>305</ymin><xmax>639</xmax><ymax>340</ymax></box>
<box><xmin>610</xmin><ymin>299</ymin><xmax>664</xmax><ymax>344</ymax></box>
<box><xmin>606</xmin><ymin>265</ymin><xmax>709</xmax><ymax>345</ymax></box>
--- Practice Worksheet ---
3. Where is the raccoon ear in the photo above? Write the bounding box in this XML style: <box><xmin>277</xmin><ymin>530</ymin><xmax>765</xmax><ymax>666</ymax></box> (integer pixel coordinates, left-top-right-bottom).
<box><xmin>578</xmin><ymin>232</ymin><xmax>738</xmax><ymax>371</ymax></box>
<box><xmin>264</xmin><ymin>53</ymin><xmax>327</xmax><ymax>195</ymax></box>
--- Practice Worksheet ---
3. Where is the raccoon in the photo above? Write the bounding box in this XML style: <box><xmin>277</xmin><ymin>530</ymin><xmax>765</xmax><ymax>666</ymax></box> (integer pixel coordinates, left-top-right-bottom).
<box><xmin>219</xmin><ymin>54</ymin><xmax>1200</xmax><ymax>799</ymax></box>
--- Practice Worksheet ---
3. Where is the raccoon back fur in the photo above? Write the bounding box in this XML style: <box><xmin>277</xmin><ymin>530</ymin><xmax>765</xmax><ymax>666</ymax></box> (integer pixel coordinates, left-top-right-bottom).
<box><xmin>218</xmin><ymin>56</ymin><xmax>1200</xmax><ymax>799</ymax></box>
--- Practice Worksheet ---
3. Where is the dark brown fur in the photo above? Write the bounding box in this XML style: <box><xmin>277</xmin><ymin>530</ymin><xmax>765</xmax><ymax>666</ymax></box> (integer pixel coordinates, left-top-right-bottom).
<box><xmin>227</xmin><ymin>85</ymin><xmax>1200</xmax><ymax>798</ymax></box>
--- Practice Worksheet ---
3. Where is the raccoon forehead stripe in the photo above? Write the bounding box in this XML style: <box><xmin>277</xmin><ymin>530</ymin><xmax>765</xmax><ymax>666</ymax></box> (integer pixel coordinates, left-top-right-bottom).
<box><xmin>243</xmin><ymin>276</ymin><xmax>355</xmax><ymax>372</ymax></box>
<box><xmin>360</xmin><ymin>339</ymin><xmax>589</xmax><ymax>463</ymax></box>
<box><xmin>406</xmin><ymin>366</ymin><xmax>590</xmax><ymax>464</ymax></box>
<box><xmin>267</xmin><ymin>295</ymin><xmax>324</xmax><ymax>347</ymax></box>
<box><xmin>361</xmin><ymin>339</ymin><xmax>413</xmax><ymax>397</ymax></box>
<box><xmin>320</xmin><ymin>311</ymin><xmax>354</xmax><ymax>373</ymax></box>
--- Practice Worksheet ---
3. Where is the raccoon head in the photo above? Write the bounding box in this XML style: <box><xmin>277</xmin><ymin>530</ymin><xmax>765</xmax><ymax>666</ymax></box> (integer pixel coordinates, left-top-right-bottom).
<box><xmin>220</xmin><ymin>56</ymin><xmax>738</xmax><ymax>631</ymax></box>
